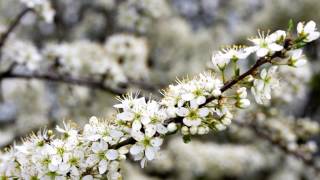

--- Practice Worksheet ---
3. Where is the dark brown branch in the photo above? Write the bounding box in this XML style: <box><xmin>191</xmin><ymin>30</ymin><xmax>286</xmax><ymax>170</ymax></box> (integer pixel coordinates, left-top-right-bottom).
<box><xmin>0</xmin><ymin>8</ymin><xmax>32</xmax><ymax>52</ymax></box>
<box><xmin>0</xmin><ymin>70</ymin><xmax>126</xmax><ymax>95</ymax></box>
<box><xmin>110</xmin><ymin>137</ymin><xmax>135</xmax><ymax>149</ymax></box>
<box><xmin>220</xmin><ymin>58</ymin><xmax>267</xmax><ymax>92</ymax></box>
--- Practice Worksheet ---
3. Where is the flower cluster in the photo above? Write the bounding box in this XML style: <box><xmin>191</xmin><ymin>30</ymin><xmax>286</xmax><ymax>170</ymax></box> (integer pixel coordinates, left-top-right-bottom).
<box><xmin>105</xmin><ymin>34</ymin><xmax>149</xmax><ymax>81</ymax></box>
<box><xmin>0</xmin><ymin>119</ymin><xmax>128</xmax><ymax>179</ymax></box>
<box><xmin>251</xmin><ymin>66</ymin><xmax>279</xmax><ymax>104</ymax></box>
<box><xmin>1</xmin><ymin>38</ymin><xmax>42</xmax><ymax>72</ymax></box>
<box><xmin>41</xmin><ymin>34</ymin><xmax>150</xmax><ymax>84</ymax></box>
<box><xmin>117</xmin><ymin>0</ymin><xmax>170</xmax><ymax>32</ymax></box>
<box><xmin>161</xmin><ymin>73</ymin><xmax>231</xmax><ymax>135</ymax></box>
<box><xmin>114</xmin><ymin>96</ymin><xmax>167</xmax><ymax>167</ymax></box>
<box><xmin>211</xmin><ymin>21</ymin><xmax>319</xmax><ymax>105</ymax></box>
<box><xmin>20</xmin><ymin>0</ymin><xmax>55</xmax><ymax>23</ymax></box>
<box><xmin>42</xmin><ymin>40</ymin><xmax>127</xmax><ymax>84</ymax></box>
<box><xmin>0</xmin><ymin>20</ymin><xmax>319</xmax><ymax>179</ymax></box>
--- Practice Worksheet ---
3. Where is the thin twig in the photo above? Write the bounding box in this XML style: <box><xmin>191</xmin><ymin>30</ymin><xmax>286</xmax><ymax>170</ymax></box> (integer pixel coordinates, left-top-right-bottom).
<box><xmin>0</xmin><ymin>8</ymin><xmax>32</xmax><ymax>52</ymax></box>
<box><xmin>0</xmin><ymin>70</ymin><xmax>126</xmax><ymax>95</ymax></box>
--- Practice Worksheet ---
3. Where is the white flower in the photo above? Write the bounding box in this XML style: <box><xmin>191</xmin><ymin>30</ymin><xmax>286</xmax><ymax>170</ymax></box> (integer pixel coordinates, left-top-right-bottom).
<box><xmin>115</xmin><ymin>97</ymin><xmax>147</xmax><ymax>122</ymax></box>
<box><xmin>297</xmin><ymin>21</ymin><xmax>320</xmax><ymax>42</ymax></box>
<box><xmin>267</xmin><ymin>30</ymin><xmax>286</xmax><ymax>43</ymax></box>
<box><xmin>176</xmin><ymin>106</ymin><xmax>209</xmax><ymax>127</ymax></box>
<box><xmin>211</xmin><ymin>51</ymin><xmax>230</xmax><ymax>70</ymax></box>
<box><xmin>251</xmin><ymin>66</ymin><xmax>279</xmax><ymax>104</ymax></box>
<box><xmin>249</xmin><ymin>30</ymin><xmax>285</xmax><ymax>57</ymax></box>
<box><xmin>287</xmin><ymin>49</ymin><xmax>307</xmax><ymax>67</ymax></box>
<box><xmin>181</xmin><ymin>83</ymin><xmax>207</xmax><ymax>106</ymax></box>
<box><xmin>198</xmin><ymin>73</ymin><xmax>223</xmax><ymax>96</ymax></box>
<box><xmin>56</xmin><ymin>122</ymin><xmax>78</xmax><ymax>143</ymax></box>
<box><xmin>86</xmin><ymin>140</ymin><xmax>109</xmax><ymax>174</ymax></box>
<box><xmin>212</xmin><ymin>47</ymin><xmax>250</xmax><ymax>70</ymax></box>
<box><xmin>61</xmin><ymin>150</ymin><xmax>85</xmax><ymax>177</ymax></box>
<box><xmin>140</xmin><ymin>101</ymin><xmax>168</xmax><ymax>135</ymax></box>
<box><xmin>130</xmin><ymin>131</ymin><xmax>163</xmax><ymax>168</ymax></box>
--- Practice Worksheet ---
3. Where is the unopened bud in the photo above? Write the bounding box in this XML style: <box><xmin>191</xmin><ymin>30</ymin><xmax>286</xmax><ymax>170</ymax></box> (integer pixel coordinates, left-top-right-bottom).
<box><xmin>181</xmin><ymin>126</ymin><xmax>189</xmax><ymax>135</ymax></box>
<box><xmin>190</xmin><ymin>126</ymin><xmax>198</xmax><ymax>135</ymax></box>
<box><xmin>167</xmin><ymin>122</ymin><xmax>177</xmax><ymax>132</ymax></box>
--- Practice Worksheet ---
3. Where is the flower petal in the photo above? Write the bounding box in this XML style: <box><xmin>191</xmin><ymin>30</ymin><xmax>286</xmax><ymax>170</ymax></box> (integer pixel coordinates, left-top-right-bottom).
<box><xmin>176</xmin><ymin>107</ymin><xmax>189</xmax><ymax>117</ymax></box>
<box><xmin>257</xmin><ymin>48</ymin><xmax>269</xmax><ymax>57</ymax></box>
<box><xmin>98</xmin><ymin>159</ymin><xmax>108</xmax><ymax>174</ymax></box>
<box><xmin>145</xmin><ymin>147</ymin><xmax>155</xmax><ymax>161</ymax></box>
<box><xmin>151</xmin><ymin>137</ymin><xmax>163</xmax><ymax>147</ymax></box>
<box><xmin>130</xmin><ymin>144</ymin><xmax>144</xmax><ymax>155</ymax></box>
<box><xmin>198</xmin><ymin>108</ymin><xmax>209</xmax><ymax>117</ymax></box>
<box><xmin>106</xmin><ymin>150</ymin><xmax>119</xmax><ymax>161</ymax></box>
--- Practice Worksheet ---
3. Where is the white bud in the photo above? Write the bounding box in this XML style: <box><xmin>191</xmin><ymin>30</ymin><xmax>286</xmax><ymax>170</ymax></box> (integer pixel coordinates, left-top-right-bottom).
<box><xmin>222</xmin><ymin>117</ymin><xmax>232</xmax><ymax>125</ymax></box>
<box><xmin>236</xmin><ymin>99</ymin><xmax>250</xmax><ymax>109</ymax></box>
<box><xmin>236</xmin><ymin>87</ymin><xmax>247</xmax><ymax>99</ymax></box>
<box><xmin>245</xmin><ymin>75</ymin><xmax>254</xmax><ymax>82</ymax></box>
<box><xmin>190</xmin><ymin>126</ymin><xmax>198</xmax><ymax>135</ymax></box>
<box><xmin>215</xmin><ymin>124</ymin><xmax>226</xmax><ymax>131</ymax></box>
<box><xmin>167</xmin><ymin>122</ymin><xmax>177</xmax><ymax>132</ymax></box>
<box><xmin>198</xmin><ymin>126</ymin><xmax>206</xmax><ymax>135</ymax></box>
<box><xmin>181</xmin><ymin>126</ymin><xmax>189</xmax><ymax>135</ymax></box>
<box><xmin>204</xmin><ymin>126</ymin><xmax>210</xmax><ymax>134</ymax></box>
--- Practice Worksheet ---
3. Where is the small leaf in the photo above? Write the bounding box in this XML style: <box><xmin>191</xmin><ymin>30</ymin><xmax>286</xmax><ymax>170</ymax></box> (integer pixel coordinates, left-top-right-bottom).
<box><xmin>287</xmin><ymin>19</ymin><xmax>294</xmax><ymax>33</ymax></box>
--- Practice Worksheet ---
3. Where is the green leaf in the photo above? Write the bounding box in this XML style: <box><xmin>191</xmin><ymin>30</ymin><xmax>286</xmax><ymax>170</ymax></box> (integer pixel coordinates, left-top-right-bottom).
<box><xmin>287</xmin><ymin>19</ymin><xmax>294</xmax><ymax>33</ymax></box>
<box><xmin>235</xmin><ymin>68</ymin><xmax>240</xmax><ymax>77</ymax></box>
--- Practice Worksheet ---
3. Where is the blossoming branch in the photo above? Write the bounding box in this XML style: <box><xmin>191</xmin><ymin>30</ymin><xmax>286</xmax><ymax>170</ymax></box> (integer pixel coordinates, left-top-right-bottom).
<box><xmin>0</xmin><ymin>19</ymin><xmax>319</xmax><ymax>179</ymax></box>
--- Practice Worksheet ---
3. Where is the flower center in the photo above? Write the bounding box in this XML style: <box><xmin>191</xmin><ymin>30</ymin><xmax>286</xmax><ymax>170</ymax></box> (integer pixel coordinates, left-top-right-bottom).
<box><xmin>69</xmin><ymin>157</ymin><xmax>79</xmax><ymax>166</ymax></box>
<box><xmin>188</xmin><ymin>110</ymin><xmax>198</xmax><ymax>120</ymax></box>
<box><xmin>143</xmin><ymin>137</ymin><xmax>151</xmax><ymax>146</ymax></box>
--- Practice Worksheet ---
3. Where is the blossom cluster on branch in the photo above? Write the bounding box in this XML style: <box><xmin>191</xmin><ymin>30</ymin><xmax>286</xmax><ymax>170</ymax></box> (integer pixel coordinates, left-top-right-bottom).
<box><xmin>1</xmin><ymin>34</ymin><xmax>150</xmax><ymax>89</ymax></box>
<box><xmin>0</xmin><ymin>19</ymin><xmax>319</xmax><ymax>179</ymax></box>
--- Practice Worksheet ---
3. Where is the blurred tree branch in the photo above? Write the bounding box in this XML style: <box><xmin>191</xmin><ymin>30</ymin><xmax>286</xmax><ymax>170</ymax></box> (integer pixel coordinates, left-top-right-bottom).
<box><xmin>0</xmin><ymin>8</ymin><xmax>33</xmax><ymax>54</ymax></box>
<box><xmin>234</xmin><ymin>120</ymin><xmax>320</xmax><ymax>173</ymax></box>
<box><xmin>0</xmin><ymin>68</ymin><xmax>162</xmax><ymax>97</ymax></box>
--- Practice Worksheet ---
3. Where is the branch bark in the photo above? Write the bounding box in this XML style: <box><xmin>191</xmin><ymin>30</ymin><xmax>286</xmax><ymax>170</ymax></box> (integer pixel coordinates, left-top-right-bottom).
<box><xmin>0</xmin><ymin>70</ymin><xmax>126</xmax><ymax>95</ymax></box>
